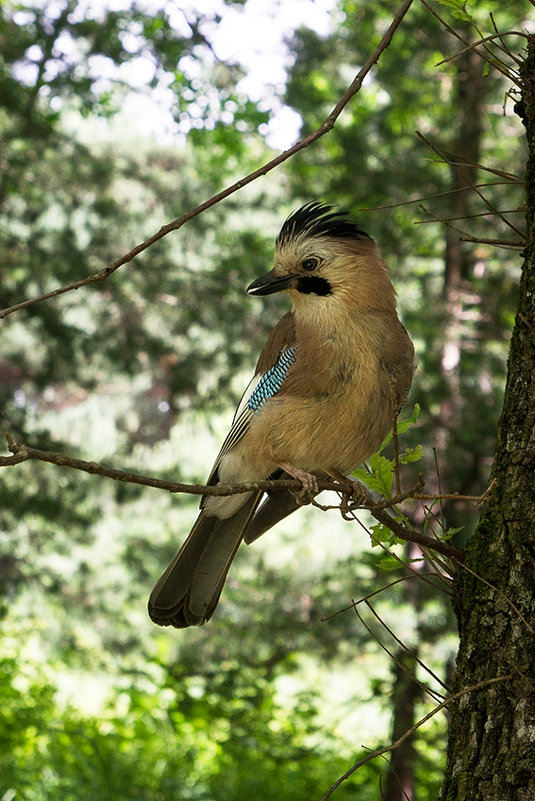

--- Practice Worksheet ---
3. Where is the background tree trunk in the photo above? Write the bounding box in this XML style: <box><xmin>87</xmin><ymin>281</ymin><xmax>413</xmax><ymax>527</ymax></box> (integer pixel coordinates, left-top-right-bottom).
<box><xmin>438</xmin><ymin>36</ymin><xmax>492</xmax><ymax>529</ymax></box>
<box><xmin>382</xmin><ymin>650</ymin><xmax>421</xmax><ymax>801</ymax></box>
<box><xmin>440</xmin><ymin>37</ymin><xmax>535</xmax><ymax>801</ymax></box>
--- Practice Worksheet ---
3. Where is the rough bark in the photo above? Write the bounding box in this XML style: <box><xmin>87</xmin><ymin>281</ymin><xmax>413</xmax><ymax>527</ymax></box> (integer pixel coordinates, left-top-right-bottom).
<box><xmin>440</xmin><ymin>39</ymin><xmax>535</xmax><ymax>801</ymax></box>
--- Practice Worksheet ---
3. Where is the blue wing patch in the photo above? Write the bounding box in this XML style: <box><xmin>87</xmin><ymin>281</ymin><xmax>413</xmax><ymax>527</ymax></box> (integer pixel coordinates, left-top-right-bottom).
<box><xmin>247</xmin><ymin>347</ymin><xmax>297</xmax><ymax>414</ymax></box>
<box><xmin>204</xmin><ymin>345</ymin><xmax>297</xmax><ymax>489</ymax></box>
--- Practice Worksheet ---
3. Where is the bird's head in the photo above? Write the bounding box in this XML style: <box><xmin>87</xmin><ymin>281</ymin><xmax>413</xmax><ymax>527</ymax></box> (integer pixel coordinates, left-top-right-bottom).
<box><xmin>247</xmin><ymin>202</ymin><xmax>396</xmax><ymax>314</ymax></box>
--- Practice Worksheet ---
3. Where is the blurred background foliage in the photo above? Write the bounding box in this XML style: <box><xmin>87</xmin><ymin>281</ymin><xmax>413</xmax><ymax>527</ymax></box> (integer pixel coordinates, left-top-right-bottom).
<box><xmin>0</xmin><ymin>0</ymin><xmax>530</xmax><ymax>799</ymax></box>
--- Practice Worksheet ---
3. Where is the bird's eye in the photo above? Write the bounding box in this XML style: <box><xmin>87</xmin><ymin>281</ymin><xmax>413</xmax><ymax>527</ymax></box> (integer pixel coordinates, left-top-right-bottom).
<box><xmin>301</xmin><ymin>256</ymin><xmax>320</xmax><ymax>271</ymax></box>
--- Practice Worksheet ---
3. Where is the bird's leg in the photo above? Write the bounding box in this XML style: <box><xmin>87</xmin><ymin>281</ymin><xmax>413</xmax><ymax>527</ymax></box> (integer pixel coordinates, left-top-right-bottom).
<box><xmin>277</xmin><ymin>460</ymin><xmax>319</xmax><ymax>505</ymax></box>
<box><xmin>326</xmin><ymin>468</ymin><xmax>369</xmax><ymax>515</ymax></box>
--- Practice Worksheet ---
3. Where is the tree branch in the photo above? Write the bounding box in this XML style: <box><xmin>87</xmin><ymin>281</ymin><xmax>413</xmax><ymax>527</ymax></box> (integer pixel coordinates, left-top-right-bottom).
<box><xmin>0</xmin><ymin>0</ymin><xmax>416</xmax><ymax>320</ymax></box>
<box><xmin>1</xmin><ymin>434</ymin><xmax>465</xmax><ymax>561</ymax></box>
<box><xmin>318</xmin><ymin>674</ymin><xmax>513</xmax><ymax>801</ymax></box>
<box><xmin>416</xmin><ymin>130</ymin><xmax>525</xmax><ymax>238</ymax></box>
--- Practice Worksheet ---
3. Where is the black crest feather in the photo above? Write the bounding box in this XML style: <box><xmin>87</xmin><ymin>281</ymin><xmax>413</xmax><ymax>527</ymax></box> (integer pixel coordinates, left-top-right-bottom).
<box><xmin>276</xmin><ymin>202</ymin><xmax>370</xmax><ymax>247</ymax></box>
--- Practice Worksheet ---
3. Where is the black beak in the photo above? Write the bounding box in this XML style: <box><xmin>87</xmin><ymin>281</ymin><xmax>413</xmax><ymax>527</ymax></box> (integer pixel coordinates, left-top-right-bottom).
<box><xmin>246</xmin><ymin>270</ymin><xmax>297</xmax><ymax>296</ymax></box>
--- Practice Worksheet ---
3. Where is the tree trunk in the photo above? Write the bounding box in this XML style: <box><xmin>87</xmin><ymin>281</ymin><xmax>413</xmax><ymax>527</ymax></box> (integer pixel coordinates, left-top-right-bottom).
<box><xmin>440</xmin><ymin>38</ymin><xmax>535</xmax><ymax>801</ymax></box>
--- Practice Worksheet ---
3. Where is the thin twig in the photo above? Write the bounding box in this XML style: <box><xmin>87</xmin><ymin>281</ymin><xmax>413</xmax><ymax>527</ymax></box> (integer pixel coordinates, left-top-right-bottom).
<box><xmin>320</xmin><ymin>573</ymin><xmax>442</xmax><ymax>621</ymax></box>
<box><xmin>435</xmin><ymin>32</ymin><xmax>526</xmax><ymax>69</ymax></box>
<box><xmin>324</xmin><ymin>472</ymin><xmax>463</xmax><ymax>560</ymax></box>
<box><xmin>419</xmin><ymin>202</ymin><xmax>473</xmax><ymax>238</ymax></box>
<box><xmin>415</xmin><ymin>208</ymin><xmax>524</xmax><ymax>225</ymax></box>
<box><xmin>419</xmin><ymin>0</ymin><xmax>469</xmax><ymax>47</ymax></box>
<box><xmin>352</xmin><ymin>602</ymin><xmax>445</xmax><ymax>704</ymax></box>
<box><xmin>429</xmin><ymin>158</ymin><xmax>522</xmax><ymax>184</ymax></box>
<box><xmin>416</xmin><ymin>131</ymin><xmax>525</xmax><ymax>237</ymax></box>
<box><xmin>345</xmin><ymin>509</ymin><xmax>455</xmax><ymax>591</ymax></box>
<box><xmin>356</xmin><ymin>180</ymin><xmax>522</xmax><ymax>213</ymax></box>
<box><xmin>419</xmin><ymin>0</ymin><xmax>519</xmax><ymax>82</ymax></box>
<box><xmin>0</xmin><ymin>0</ymin><xmax>416</xmax><ymax>321</ymax></box>
<box><xmin>363</xmin><ymin>599</ymin><xmax>450</xmax><ymax>693</ymax></box>
<box><xmin>318</xmin><ymin>674</ymin><xmax>512</xmax><ymax>801</ymax></box>
<box><xmin>419</xmin><ymin>206</ymin><xmax>525</xmax><ymax>250</ymax></box>
<box><xmin>459</xmin><ymin>236</ymin><xmax>524</xmax><ymax>248</ymax></box>
<box><xmin>377</xmin><ymin>760</ymin><xmax>412</xmax><ymax>801</ymax></box>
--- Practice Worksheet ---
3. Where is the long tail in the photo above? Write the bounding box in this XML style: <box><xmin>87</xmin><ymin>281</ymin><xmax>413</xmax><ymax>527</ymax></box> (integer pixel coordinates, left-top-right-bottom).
<box><xmin>148</xmin><ymin>492</ymin><xmax>262</xmax><ymax>628</ymax></box>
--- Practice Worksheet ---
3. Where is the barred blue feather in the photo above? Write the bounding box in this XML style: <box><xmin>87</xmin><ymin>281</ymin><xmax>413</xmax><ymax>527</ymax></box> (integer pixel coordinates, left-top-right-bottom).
<box><xmin>203</xmin><ymin>345</ymin><xmax>297</xmax><ymax>486</ymax></box>
<box><xmin>248</xmin><ymin>347</ymin><xmax>297</xmax><ymax>414</ymax></box>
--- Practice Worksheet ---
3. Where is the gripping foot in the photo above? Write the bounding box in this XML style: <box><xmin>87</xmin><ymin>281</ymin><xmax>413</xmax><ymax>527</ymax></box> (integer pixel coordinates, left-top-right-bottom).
<box><xmin>277</xmin><ymin>460</ymin><xmax>319</xmax><ymax>505</ymax></box>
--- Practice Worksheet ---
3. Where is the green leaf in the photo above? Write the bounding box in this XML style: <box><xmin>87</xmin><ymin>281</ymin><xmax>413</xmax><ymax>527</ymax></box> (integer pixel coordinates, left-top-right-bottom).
<box><xmin>368</xmin><ymin>523</ymin><xmax>407</xmax><ymax>552</ymax></box>
<box><xmin>355</xmin><ymin>453</ymin><xmax>395</xmax><ymax>496</ymax></box>
<box><xmin>432</xmin><ymin>0</ymin><xmax>474</xmax><ymax>22</ymax></box>
<box><xmin>378</xmin><ymin>403</ymin><xmax>420</xmax><ymax>453</ymax></box>
<box><xmin>396</xmin><ymin>402</ymin><xmax>421</xmax><ymax>434</ymax></box>
<box><xmin>442</xmin><ymin>525</ymin><xmax>464</xmax><ymax>541</ymax></box>
<box><xmin>369</xmin><ymin>522</ymin><xmax>395</xmax><ymax>545</ymax></box>
<box><xmin>399</xmin><ymin>444</ymin><xmax>424</xmax><ymax>464</ymax></box>
<box><xmin>369</xmin><ymin>453</ymin><xmax>394</xmax><ymax>495</ymax></box>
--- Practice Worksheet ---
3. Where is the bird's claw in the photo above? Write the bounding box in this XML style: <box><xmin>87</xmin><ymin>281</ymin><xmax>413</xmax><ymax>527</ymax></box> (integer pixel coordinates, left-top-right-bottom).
<box><xmin>345</xmin><ymin>477</ymin><xmax>368</xmax><ymax>505</ymax></box>
<box><xmin>326</xmin><ymin>470</ymin><xmax>369</xmax><ymax>518</ymax></box>
<box><xmin>339</xmin><ymin>479</ymin><xmax>368</xmax><ymax>519</ymax></box>
<box><xmin>294</xmin><ymin>470</ymin><xmax>319</xmax><ymax>506</ymax></box>
<box><xmin>277</xmin><ymin>461</ymin><xmax>319</xmax><ymax>506</ymax></box>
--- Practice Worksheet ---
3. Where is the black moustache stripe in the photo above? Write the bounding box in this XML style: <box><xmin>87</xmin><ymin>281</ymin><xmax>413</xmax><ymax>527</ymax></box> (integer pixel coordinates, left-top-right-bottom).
<box><xmin>296</xmin><ymin>276</ymin><xmax>332</xmax><ymax>296</ymax></box>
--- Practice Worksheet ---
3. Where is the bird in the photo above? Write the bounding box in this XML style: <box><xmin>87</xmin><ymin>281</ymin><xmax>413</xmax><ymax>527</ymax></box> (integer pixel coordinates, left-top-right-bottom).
<box><xmin>148</xmin><ymin>202</ymin><xmax>414</xmax><ymax>628</ymax></box>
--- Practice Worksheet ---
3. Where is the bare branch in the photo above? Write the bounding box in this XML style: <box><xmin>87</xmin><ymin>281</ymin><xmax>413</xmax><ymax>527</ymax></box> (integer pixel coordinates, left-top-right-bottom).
<box><xmin>458</xmin><ymin>236</ymin><xmax>525</xmax><ymax>248</ymax></box>
<box><xmin>415</xmin><ymin>208</ymin><xmax>525</xmax><ymax>225</ymax></box>
<box><xmin>1</xmin><ymin>434</ymin><xmax>465</xmax><ymax>561</ymax></box>
<box><xmin>362</xmin><ymin>598</ymin><xmax>450</xmax><ymax>693</ymax></box>
<box><xmin>0</xmin><ymin>437</ymin><xmax>324</xmax><ymax>497</ymax></box>
<box><xmin>321</xmin><ymin>573</ymin><xmax>449</xmax><ymax>622</ymax></box>
<box><xmin>416</xmin><ymin>131</ymin><xmax>526</xmax><ymax>237</ymax></box>
<box><xmin>430</xmin><ymin>158</ymin><xmax>522</xmax><ymax>184</ymax></box>
<box><xmin>318</xmin><ymin>675</ymin><xmax>513</xmax><ymax>801</ymax></box>
<box><xmin>0</xmin><ymin>0</ymin><xmax>416</xmax><ymax>321</ymax></box>
<box><xmin>352</xmin><ymin>603</ymin><xmax>446</xmax><ymax>704</ymax></box>
<box><xmin>419</xmin><ymin>0</ymin><xmax>522</xmax><ymax>83</ymax></box>
<box><xmin>351</xmin><ymin>513</ymin><xmax>454</xmax><ymax>592</ymax></box>
<box><xmin>434</xmin><ymin>32</ymin><xmax>526</xmax><ymax>69</ymax></box>
<box><xmin>356</xmin><ymin>181</ymin><xmax>522</xmax><ymax>214</ymax></box>
<box><xmin>418</xmin><ymin>204</ymin><xmax>525</xmax><ymax>250</ymax></box>
<box><xmin>418</xmin><ymin>0</ymin><xmax>470</xmax><ymax>47</ymax></box>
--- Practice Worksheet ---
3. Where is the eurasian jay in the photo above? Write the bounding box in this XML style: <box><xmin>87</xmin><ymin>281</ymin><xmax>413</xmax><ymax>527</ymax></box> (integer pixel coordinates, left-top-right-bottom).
<box><xmin>149</xmin><ymin>202</ymin><xmax>414</xmax><ymax>628</ymax></box>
